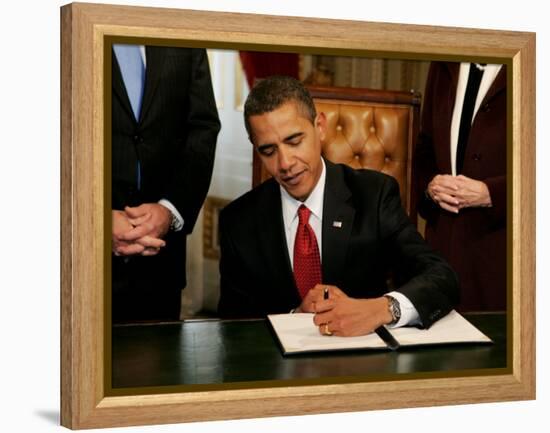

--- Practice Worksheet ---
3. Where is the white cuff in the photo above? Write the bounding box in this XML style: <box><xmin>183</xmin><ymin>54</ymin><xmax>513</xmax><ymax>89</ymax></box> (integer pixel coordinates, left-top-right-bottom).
<box><xmin>386</xmin><ymin>291</ymin><xmax>421</xmax><ymax>328</ymax></box>
<box><xmin>158</xmin><ymin>199</ymin><xmax>184</xmax><ymax>232</ymax></box>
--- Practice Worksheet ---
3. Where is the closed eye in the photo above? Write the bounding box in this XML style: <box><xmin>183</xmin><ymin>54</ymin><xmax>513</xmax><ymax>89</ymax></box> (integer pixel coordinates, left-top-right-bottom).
<box><xmin>285</xmin><ymin>132</ymin><xmax>304</xmax><ymax>146</ymax></box>
<box><xmin>287</xmin><ymin>138</ymin><xmax>303</xmax><ymax>146</ymax></box>
<box><xmin>257</xmin><ymin>144</ymin><xmax>276</xmax><ymax>156</ymax></box>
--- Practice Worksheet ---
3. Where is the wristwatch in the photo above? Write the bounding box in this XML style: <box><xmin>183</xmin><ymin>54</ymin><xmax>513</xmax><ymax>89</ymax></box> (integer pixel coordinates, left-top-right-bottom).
<box><xmin>169</xmin><ymin>211</ymin><xmax>178</xmax><ymax>231</ymax></box>
<box><xmin>384</xmin><ymin>295</ymin><xmax>401</xmax><ymax>326</ymax></box>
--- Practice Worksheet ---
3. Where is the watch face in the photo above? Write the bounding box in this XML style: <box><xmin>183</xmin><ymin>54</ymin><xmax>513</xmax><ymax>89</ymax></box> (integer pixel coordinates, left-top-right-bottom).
<box><xmin>394</xmin><ymin>304</ymin><xmax>401</xmax><ymax>320</ymax></box>
<box><xmin>385</xmin><ymin>295</ymin><xmax>400</xmax><ymax>324</ymax></box>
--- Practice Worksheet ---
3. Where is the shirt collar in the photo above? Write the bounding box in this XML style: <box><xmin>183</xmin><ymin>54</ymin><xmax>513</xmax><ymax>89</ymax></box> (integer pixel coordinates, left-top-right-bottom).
<box><xmin>281</xmin><ymin>158</ymin><xmax>326</xmax><ymax>227</ymax></box>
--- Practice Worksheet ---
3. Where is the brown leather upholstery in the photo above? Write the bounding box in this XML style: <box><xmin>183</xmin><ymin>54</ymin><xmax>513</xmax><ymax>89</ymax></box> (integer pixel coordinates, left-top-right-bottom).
<box><xmin>252</xmin><ymin>85</ymin><xmax>420</xmax><ymax>216</ymax></box>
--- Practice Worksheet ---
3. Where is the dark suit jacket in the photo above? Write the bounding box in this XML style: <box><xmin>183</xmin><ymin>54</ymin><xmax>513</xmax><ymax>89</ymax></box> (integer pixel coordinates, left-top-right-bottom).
<box><xmin>112</xmin><ymin>46</ymin><xmax>220</xmax><ymax>321</ymax></box>
<box><xmin>218</xmin><ymin>160</ymin><xmax>459</xmax><ymax>328</ymax></box>
<box><xmin>413</xmin><ymin>62</ymin><xmax>506</xmax><ymax>312</ymax></box>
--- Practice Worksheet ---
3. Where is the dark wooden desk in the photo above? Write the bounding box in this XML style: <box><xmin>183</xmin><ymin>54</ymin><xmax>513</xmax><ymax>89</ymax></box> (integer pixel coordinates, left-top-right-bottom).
<box><xmin>112</xmin><ymin>313</ymin><xmax>507</xmax><ymax>389</ymax></box>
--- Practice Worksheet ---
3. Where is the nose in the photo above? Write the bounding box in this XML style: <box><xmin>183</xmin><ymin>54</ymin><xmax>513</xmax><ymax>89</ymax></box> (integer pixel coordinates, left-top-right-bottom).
<box><xmin>278</xmin><ymin>146</ymin><xmax>293</xmax><ymax>172</ymax></box>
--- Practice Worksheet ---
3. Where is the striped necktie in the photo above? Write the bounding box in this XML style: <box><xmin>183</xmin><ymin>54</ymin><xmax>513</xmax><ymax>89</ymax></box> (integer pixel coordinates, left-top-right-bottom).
<box><xmin>113</xmin><ymin>44</ymin><xmax>145</xmax><ymax>121</ymax></box>
<box><xmin>113</xmin><ymin>44</ymin><xmax>146</xmax><ymax>190</ymax></box>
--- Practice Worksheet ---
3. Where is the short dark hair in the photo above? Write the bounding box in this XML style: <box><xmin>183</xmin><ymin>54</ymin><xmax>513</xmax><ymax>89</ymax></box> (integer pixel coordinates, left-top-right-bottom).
<box><xmin>244</xmin><ymin>75</ymin><xmax>317</xmax><ymax>141</ymax></box>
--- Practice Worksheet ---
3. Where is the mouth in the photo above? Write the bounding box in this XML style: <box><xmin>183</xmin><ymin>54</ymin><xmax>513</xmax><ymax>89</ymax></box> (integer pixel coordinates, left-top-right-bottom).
<box><xmin>281</xmin><ymin>170</ymin><xmax>305</xmax><ymax>186</ymax></box>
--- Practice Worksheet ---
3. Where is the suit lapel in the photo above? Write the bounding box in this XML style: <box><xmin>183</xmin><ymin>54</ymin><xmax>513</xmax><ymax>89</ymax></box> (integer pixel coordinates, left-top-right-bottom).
<box><xmin>112</xmin><ymin>49</ymin><xmax>136</xmax><ymax>122</ymax></box>
<box><xmin>321</xmin><ymin>161</ymin><xmax>354</xmax><ymax>285</ymax></box>
<box><xmin>139</xmin><ymin>46</ymin><xmax>166</xmax><ymax>124</ymax></box>
<box><xmin>257</xmin><ymin>181</ymin><xmax>296</xmax><ymax>292</ymax></box>
<box><xmin>480</xmin><ymin>65</ymin><xmax>506</xmax><ymax>106</ymax></box>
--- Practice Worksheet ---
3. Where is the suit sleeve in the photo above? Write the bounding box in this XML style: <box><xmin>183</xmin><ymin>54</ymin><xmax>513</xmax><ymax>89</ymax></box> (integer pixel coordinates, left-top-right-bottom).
<box><xmin>412</xmin><ymin>62</ymin><xmax>441</xmax><ymax>222</ymax></box>
<box><xmin>379</xmin><ymin>176</ymin><xmax>460</xmax><ymax>328</ymax></box>
<box><xmin>217</xmin><ymin>208</ymin><xmax>258</xmax><ymax>318</ymax></box>
<box><xmin>164</xmin><ymin>48</ymin><xmax>221</xmax><ymax>234</ymax></box>
<box><xmin>484</xmin><ymin>174</ymin><xmax>506</xmax><ymax>226</ymax></box>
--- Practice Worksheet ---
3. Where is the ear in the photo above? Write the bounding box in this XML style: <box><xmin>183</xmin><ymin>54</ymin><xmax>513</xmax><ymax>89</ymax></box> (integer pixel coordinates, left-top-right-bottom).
<box><xmin>315</xmin><ymin>112</ymin><xmax>327</xmax><ymax>141</ymax></box>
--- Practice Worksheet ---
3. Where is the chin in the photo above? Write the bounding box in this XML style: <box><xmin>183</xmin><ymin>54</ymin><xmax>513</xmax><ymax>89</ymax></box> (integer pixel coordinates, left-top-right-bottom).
<box><xmin>289</xmin><ymin>186</ymin><xmax>310</xmax><ymax>202</ymax></box>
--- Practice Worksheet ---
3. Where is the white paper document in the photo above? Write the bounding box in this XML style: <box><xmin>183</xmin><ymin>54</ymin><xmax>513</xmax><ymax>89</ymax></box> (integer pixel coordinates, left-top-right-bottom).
<box><xmin>268</xmin><ymin>310</ymin><xmax>492</xmax><ymax>355</ymax></box>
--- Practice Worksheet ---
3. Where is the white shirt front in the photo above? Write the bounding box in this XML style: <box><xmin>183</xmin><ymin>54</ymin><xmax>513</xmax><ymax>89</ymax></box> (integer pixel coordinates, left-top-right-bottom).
<box><xmin>280</xmin><ymin>159</ymin><xmax>419</xmax><ymax>327</ymax></box>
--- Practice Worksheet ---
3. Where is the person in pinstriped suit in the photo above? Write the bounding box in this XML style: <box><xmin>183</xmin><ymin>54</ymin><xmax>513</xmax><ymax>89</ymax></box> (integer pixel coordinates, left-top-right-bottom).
<box><xmin>111</xmin><ymin>46</ymin><xmax>220</xmax><ymax>322</ymax></box>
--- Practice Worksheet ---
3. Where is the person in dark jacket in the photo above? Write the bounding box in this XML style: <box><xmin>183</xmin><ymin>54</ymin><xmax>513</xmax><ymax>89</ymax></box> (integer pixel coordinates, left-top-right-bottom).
<box><xmin>218</xmin><ymin>76</ymin><xmax>458</xmax><ymax>336</ymax></box>
<box><xmin>413</xmin><ymin>61</ymin><xmax>506</xmax><ymax>312</ymax></box>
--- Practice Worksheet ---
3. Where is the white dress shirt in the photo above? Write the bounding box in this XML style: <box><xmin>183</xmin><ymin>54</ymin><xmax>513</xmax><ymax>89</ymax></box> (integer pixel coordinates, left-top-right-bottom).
<box><xmin>450</xmin><ymin>63</ymin><xmax>503</xmax><ymax>175</ymax></box>
<box><xmin>280</xmin><ymin>159</ymin><xmax>419</xmax><ymax>327</ymax></box>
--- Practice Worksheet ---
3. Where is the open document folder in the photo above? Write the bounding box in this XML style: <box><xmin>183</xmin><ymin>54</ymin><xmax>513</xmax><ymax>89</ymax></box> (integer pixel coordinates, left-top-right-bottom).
<box><xmin>267</xmin><ymin>310</ymin><xmax>492</xmax><ymax>355</ymax></box>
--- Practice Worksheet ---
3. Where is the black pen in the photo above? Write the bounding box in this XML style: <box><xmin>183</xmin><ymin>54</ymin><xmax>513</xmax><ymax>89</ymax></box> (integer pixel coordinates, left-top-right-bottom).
<box><xmin>322</xmin><ymin>286</ymin><xmax>331</xmax><ymax>336</ymax></box>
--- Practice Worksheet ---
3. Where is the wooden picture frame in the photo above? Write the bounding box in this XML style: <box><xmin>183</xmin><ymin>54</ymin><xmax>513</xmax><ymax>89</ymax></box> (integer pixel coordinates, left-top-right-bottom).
<box><xmin>60</xmin><ymin>2</ymin><xmax>535</xmax><ymax>429</ymax></box>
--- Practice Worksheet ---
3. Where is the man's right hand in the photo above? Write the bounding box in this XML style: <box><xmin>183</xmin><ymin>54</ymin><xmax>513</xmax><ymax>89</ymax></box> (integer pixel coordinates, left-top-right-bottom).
<box><xmin>426</xmin><ymin>174</ymin><xmax>460</xmax><ymax>213</ymax></box>
<box><xmin>298</xmin><ymin>284</ymin><xmax>393</xmax><ymax>337</ymax></box>
<box><xmin>112</xmin><ymin>210</ymin><xmax>166</xmax><ymax>256</ymax></box>
<box><xmin>297</xmin><ymin>284</ymin><xmax>343</xmax><ymax>313</ymax></box>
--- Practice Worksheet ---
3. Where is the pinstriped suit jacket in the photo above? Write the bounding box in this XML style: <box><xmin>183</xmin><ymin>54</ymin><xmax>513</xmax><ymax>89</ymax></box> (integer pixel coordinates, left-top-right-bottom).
<box><xmin>112</xmin><ymin>46</ymin><xmax>220</xmax><ymax>321</ymax></box>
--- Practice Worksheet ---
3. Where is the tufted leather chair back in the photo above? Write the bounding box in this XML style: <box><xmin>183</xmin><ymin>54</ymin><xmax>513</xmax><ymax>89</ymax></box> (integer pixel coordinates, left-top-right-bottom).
<box><xmin>252</xmin><ymin>85</ymin><xmax>421</xmax><ymax>217</ymax></box>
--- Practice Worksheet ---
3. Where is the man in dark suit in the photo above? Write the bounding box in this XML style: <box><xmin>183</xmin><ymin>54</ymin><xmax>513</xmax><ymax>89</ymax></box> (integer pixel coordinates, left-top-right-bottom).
<box><xmin>413</xmin><ymin>62</ymin><xmax>506</xmax><ymax>312</ymax></box>
<box><xmin>111</xmin><ymin>45</ymin><xmax>220</xmax><ymax>322</ymax></box>
<box><xmin>218</xmin><ymin>76</ymin><xmax>458</xmax><ymax>336</ymax></box>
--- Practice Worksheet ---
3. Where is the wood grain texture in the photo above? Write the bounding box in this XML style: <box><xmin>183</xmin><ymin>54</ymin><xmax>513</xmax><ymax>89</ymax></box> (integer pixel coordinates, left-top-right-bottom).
<box><xmin>60</xmin><ymin>4</ymin><xmax>73</xmax><ymax>429</ymax></box>
<box><xmin>513</xmin><ymin>32</ymin><xmax>536</xmax><ymax>396</ymax></box>
<box><xmin>60</xmin><ymin>2</ymin><xmax>536</xmax><ymax>429</ymax></box>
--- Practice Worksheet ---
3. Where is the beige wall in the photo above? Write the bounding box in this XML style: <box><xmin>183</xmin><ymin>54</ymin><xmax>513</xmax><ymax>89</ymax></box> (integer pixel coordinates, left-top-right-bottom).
<box><xmin>302</xmin><ymin>54</ymin><xmax>430</xmax><ymax>95</ymax></box>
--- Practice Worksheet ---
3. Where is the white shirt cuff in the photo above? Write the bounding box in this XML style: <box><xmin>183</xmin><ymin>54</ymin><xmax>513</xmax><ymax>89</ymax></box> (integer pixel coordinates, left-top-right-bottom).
<box><xmin>158</xmin><ymin>199</ymin><xmax>184</xmax><ymax>232</ymax></box>
<box><xmin>386</xmin><ymin>291</ymin><xmax>421</xmax><ymax>328</ymax></box>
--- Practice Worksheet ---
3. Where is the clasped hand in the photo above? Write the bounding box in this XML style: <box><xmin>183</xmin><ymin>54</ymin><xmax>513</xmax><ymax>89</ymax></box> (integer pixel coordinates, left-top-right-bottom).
<box><xmin>297</xmin><ymin>284</ymin><xmax>392</xmax><ymax>337</ymax></box>
<box><xmin>427</xmin><ymin>174</ymin><xmax>492</xmax><ymax>213</ymax></box>
<box><xmin>112</xmin><ymin>203</ymin><xmax>171</xmax><ymax>257</ymax></box>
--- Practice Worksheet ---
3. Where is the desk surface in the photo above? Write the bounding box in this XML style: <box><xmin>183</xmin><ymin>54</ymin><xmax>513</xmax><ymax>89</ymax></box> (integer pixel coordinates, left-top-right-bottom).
<box><xmin>111</xmin><ymin>313</ymin><xmax>507</xmax><ymax>389</ymax></box>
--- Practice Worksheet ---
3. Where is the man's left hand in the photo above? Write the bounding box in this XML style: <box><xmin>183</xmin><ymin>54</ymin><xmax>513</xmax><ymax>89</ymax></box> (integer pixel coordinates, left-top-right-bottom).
<box><xmin>311</xmin><ymin>286</ymin><xmax>393</xmax><ymax>337</ymax></box>
<box><xmin>120</xmin><ymin>203</ymin><xmax>172</xmax><ymax>241</ymax></box>
<box><xmin>453</xmin><ymin>175</ymin><xmax>492</xmax><ymax>209</ymax></box>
